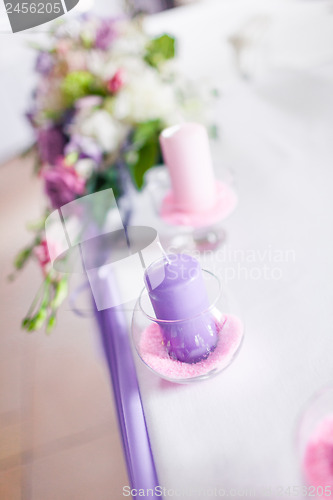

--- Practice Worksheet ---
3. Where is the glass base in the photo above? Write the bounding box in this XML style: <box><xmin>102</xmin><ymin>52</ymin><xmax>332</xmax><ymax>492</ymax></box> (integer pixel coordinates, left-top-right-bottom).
<box><xmin>132</xmin><ymin>267</ymin><xmax>244</xmax><ymax>384</ymax></box>
<box><xmin>144</xmin><ymin>167</ymin><xmax>233</xmax><ymax>253</ymax></box>
<box><xmin>297</xmin><ymin>387</ymin><xmax>333</xmax><ymax>490</ymax></box>
<box><xmin>165</xmin><ymin>225</ymin><xmax>227</xmax><ymax>253</ymax></box>
<box><xmin>137</xmin><ymin>312</ymin><xmax>244</xmax><ymax>384</ymax></box>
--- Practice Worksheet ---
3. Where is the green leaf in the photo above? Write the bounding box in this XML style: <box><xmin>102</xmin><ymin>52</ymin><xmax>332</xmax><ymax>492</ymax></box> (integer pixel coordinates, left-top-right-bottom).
<box><xmin>145</xmin><ymin>34</ymin><xmax>175</xmax><ymax>68</ymax></box>
<box><xmin>61</xmin><ymin>71</ymin><xmax>106</xmax><ymax>107</ymax></box>
<box><xmin>86</xmin><ymin>168</ymin><xmax>123</xmax><ymax>201</ymax></box>
<box><xmin>132</xmin><ymin>120</ymin><xmax>161</xmax><ymax>149</ymax></box>
<box><xmin>21</xmin><ymin>275</ymin><xmax>63</xmax><ymax>333</ymax></box>
<box><xmin>26</xmin><ymin>212</ymin><xmax>50</xmax><ymax>232</ymax></box>
<box><xmin>22</xmin><ymin>318</ymin><xmax>30</xmax><ymax>328</ymax></box>
<box><xmin>25</xmin><ymin>308</ymin><xmax>48</xmax><ymax>331</ymax></box>
<box><xmin>126</xmin><ymin>120</ymin><xmax>163</xmax><ymax>190</ymax></box>
<box><xmin>43</xmin><ymin>109</ymin><xmax>63</xmax><ymax>122</ymax></box>
<box><xmin>46</xmin><ymin>314</ymin><xmax>56</xmax><ymax>334</ymax></box>
<box><xmin>80</xmin><ymin>32</ymin><xmax>94</xmax><ymax>49</ymax></box>
<box><xmin>128</xmin><ymin>140</ymin><xmax>159</xmax><ymax>190</ymax></box>
<box><xmin>14</xmin><ymin>247</ymin><xmax>33</xmax><ymax>271</ymax></box>
<box><xmin>50</xmin><ymin>278</ymin><xmax>68</xmax><ymax>309</ymax></box>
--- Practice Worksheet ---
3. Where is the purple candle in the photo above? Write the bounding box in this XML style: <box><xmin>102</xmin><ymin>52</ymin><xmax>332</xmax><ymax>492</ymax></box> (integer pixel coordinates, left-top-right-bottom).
<box><xmin>144</xmin><ymin>254</ymin><xmax>218</xmax><ymax>363</ymax></box>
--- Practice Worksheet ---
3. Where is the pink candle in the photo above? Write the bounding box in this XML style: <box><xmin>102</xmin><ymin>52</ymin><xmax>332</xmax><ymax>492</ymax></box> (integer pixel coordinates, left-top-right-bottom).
<box><xmin>159</xmin><ymin>123</ymin><xmax>217</xmax><ymax>213</ymax></box>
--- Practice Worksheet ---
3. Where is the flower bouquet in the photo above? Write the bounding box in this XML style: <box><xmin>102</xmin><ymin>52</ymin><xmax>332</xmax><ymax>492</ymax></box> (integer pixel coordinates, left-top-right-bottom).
<box><xmin>14</xmin><ymin>15</ymin><xmax>215</xmax><ymax>332</ymax></box>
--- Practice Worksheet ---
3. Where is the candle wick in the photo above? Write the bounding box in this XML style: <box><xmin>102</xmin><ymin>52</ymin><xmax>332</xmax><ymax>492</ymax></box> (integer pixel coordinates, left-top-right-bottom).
<box><xmin>157</xmin><ymin>241</ymin><xmax>171</xmax><ymax>264</ymax></box>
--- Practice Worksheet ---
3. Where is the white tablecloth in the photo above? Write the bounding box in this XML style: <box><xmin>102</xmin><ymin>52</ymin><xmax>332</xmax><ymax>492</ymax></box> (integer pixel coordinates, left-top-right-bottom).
<box><xmin>132</xmin><ymin>70</ymin><xmax>333</xmax><ymax>494</ymax></box>
<box><xmin>133</xmin><ymin>11</ymin><xmax>333</xmax><ymax>492</ymax></box>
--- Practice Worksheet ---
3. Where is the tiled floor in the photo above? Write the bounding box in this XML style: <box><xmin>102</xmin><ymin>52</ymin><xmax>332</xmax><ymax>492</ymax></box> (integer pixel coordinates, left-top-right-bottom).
<box><xmin>0</xmin><ymin>156</ymin><xmax>129</xmax><ymax>499</ymax></box>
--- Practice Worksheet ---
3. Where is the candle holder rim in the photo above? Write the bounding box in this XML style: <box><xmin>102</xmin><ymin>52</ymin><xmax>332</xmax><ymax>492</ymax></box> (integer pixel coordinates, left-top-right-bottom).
<box><xmin>295</xmin><ymin>384</ymin><xmax>333</xmax><ymax>453</ymax></box>
<box><xmin>138</xmin><ymin>268</ymin><xmax>222</xmax><ymax>324</ymax></box>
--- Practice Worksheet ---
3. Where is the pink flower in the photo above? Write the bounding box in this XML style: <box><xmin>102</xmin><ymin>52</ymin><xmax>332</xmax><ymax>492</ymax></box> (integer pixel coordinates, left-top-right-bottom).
<box><xmin>107</xmin><ymin>69</ymin><xmax>125</xmax><ymax>94</ymax></box>
<box><xmin>56</xmin><ymin>39</ymin><xmax>72</xmax><ymax>57</ymax></box>
<box><xmin>43</xmin><ymin>163</ymin><xmax>86</xmax><ymax>209</ymax></box>
<box><xmin>34</xmin><ymin>240</ymin><xmax>51</xmax><ymax>275</ymax></box>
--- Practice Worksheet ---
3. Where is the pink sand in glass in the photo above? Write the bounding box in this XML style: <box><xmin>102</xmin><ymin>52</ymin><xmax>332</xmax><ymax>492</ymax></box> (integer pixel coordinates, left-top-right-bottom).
<box><xmin>139</xmin><ymin>314</ymin><xmax>243</xmax><ymax>381</ymax></box>
<box><xmin>303</xmin><ymin>415</ymin><xmax>333</xmax><ymax>488</ymax></box>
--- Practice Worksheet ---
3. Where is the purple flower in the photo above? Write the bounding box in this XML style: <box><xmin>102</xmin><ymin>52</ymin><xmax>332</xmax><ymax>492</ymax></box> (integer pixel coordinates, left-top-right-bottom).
<box><xmin>35</xmin><ymin>51</ymin><xmax>53</xmax><ymax>75</ymax></box>
<box><xmin>62</xmin><ymin>108</ymin><xmax>76</xmax><ymax>128</ymax></box>
<box><xmin>43</xmin><ymin>165</ymin><xmax>86</xmax><ymax>209</ymax></box>
<box><xmin>38</xmin><ymin>127</ymin><xmax>66</xmax><ymax>165</ymax></box>
<box><xmin>65</xmin><ymin>134</ymin><xmax>102</xmax><ymax>164</ymax></box>
<box><xmin>95</xmin><ymin>20</ymin><xmax>117</xmax><ymax>50</ymax></box>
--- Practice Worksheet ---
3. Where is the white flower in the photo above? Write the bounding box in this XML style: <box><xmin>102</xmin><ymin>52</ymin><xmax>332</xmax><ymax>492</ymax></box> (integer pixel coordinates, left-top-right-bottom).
<box><xmin>113</xmin><ymin>67</ymin><xmax>179</xmax><ymax>124</ymax></box>
<box><xmin>75</xmin><ymin>109</ymin><xmax>126</xmax><ymax>153</ymax></box>
<box><xmin>86</xmin><ymin>52</ymin><xmax>143</xmax><ymax>81</ymax></box>
<box><xmin>111</xmin><ymin>20</ymin><xmax>148</xmax><ymax>57</ymax></box>
<box><xmin>74</xmin><ymin>158</ymin><xmax>96</xmax><ymax>179</ymax></box>
<box><xmin>86</xmin><ymin>50</ymin><xmax>113</xmax><ymax>80</ymax></box>
<box><xmin>54</xmin><ymin>19</ymin><xmax>83</xmax><ymax>40</ymax></box>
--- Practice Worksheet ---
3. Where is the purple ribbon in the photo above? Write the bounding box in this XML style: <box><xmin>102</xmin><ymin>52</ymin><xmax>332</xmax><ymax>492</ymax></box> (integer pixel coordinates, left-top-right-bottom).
<box><xmin>93</xmin><ymin>283</ymin><xmax>159</xmax><ymax>495</ymax></box>
<box><xmin>58</xmin><ymin>195</ymin><xmax>159</xmax><ymax>493</ymax></box>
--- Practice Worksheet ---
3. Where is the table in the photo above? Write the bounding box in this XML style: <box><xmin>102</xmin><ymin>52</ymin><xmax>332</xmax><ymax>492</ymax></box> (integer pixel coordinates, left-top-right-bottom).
<box><xmin>130</xmin><ymin>29</ymin><xmax>333</xmax><ymax>500</ymax></box>
<box><xmin>1</xmin><ymin>1</ymin><xmax>333</xmax><ymax>497</ymax></box>
<box><xmin>131</xmin><ymin>69</ymin><xmax>333</xmax><ymax>493</ymax></box>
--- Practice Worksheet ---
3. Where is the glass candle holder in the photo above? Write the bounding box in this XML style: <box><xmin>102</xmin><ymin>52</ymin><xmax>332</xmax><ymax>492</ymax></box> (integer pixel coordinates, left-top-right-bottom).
<box><xmin>144</xmin><ymin>166</ymin><xmax>236</xmax><ymax>252</ymax></box>
<box><xmin>131</xmin><ymin>267</ymin><xmax>244</xmax><ymax>384</ymax></box>
<box><xmin>297</xmin><ymin>386</ymin><xmax>333</xmax><ymax>495</ymax></box>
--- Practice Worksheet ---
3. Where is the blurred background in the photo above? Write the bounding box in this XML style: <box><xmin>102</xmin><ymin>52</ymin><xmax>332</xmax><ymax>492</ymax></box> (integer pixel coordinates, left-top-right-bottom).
<box><xmin>1</xmin><ymin>0</ymin><xmax>333</xmax><ymax>498</ymax></box>
<box><xmin>2</xmin><ymin>0</ymin><xmax>333</xmax><ymax>162</ymax></box>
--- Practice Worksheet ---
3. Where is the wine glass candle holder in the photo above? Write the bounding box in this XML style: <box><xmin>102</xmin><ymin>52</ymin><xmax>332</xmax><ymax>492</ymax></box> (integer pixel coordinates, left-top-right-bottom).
<box><xmin>132</xmin><ymin>253</ymin><xmax>244</xmax><ymax>383</ymax></box>
<box><xmin>297</xmin><ymin>387</ymin><xmax>333</xmax><ymax>492</ymax></box>
<box><xmin>147</xmin><ymin>123</ymin><xmax>238</xmax><ymax>252</ymax></box>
